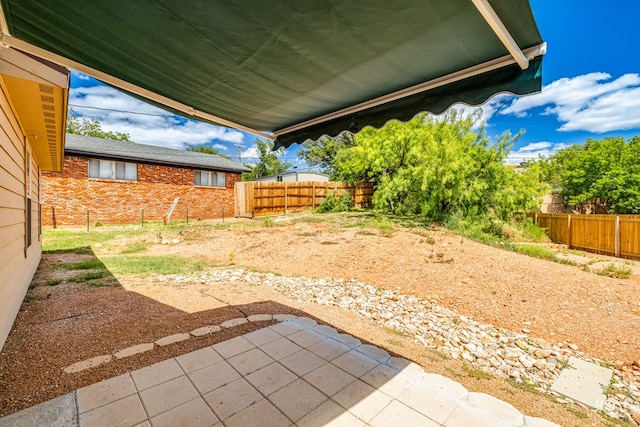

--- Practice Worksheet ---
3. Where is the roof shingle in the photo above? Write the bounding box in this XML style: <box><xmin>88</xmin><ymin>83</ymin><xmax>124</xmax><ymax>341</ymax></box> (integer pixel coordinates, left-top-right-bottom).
<box><xmin>64</xmin><ymin>134</ymin><xmax>249</xmax><ymax>173</ymax></box>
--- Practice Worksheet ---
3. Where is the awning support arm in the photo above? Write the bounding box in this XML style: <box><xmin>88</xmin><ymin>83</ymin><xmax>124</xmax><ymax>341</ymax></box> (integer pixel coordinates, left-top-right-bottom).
<box><xmin>274</xmin><ymin>43</ymin><xmax>546</xmax><ymax>137</ymax></box>
<box><xmin>0</xmin><ymin>33</ymin><xmax>276</xmax><ymax>141</ymax></box>
<box><xmin>471</xmin><ymin>0</ymin><xmax>529</xmax><ymax>70</ymax></box>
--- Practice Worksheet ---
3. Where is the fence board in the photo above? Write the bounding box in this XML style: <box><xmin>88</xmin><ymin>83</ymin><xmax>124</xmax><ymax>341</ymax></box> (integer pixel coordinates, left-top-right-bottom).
<box><xmin>234</xmin><ymin>181</ymin><xmax>373</xmax><ymax>217</ymax></box>
<box><xmin>536</xmin><ymin>214</ymin><xmax>569</xmax><ymax>244</ymax></box>
<box><xmin>535</xmin><ymin>213</ymin><xmax>640</xmax><ymax>260</ymax></box>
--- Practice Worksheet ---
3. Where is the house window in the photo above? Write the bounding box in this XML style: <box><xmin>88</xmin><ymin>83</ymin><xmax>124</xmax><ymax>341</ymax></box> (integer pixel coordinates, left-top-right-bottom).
<box><xmin>276</xmin><ymin>176</ymin><xmax>283</xmax><ymax>182</ymax></box>
<box><xmin>88</xmin><ymin>159</ymin><xmax>137</xmax><ymax>180</ymax></box>
<box><xmin>195</xmin><ymin>170</ymin><xmax>225</xmax><ymax>187</ymax></box>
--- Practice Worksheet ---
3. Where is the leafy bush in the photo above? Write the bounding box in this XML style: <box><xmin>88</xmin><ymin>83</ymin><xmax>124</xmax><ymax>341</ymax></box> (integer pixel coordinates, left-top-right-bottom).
<box><xmin>316</xmin><ymin>191</ymin><xmax>353</xmax><ymax>213</ymax></box>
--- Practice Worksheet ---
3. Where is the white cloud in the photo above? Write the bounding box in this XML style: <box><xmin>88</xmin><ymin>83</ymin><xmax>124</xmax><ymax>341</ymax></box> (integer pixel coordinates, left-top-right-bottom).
<box><xmin>71</xmin><ymin>71</ymin><xmax>90</xmax><ymax>80</ymax></box>
<box><xmin>500</xmin><ymin>73</ymin><xmax>640</xmax><ymax>133</ymax></box>
<box><xmin>433</xmin><ymin>94</ymin><xmax>513</xmax><ymax>128</ymax></box>
<box><xmin>505</xmin><ymin>141</ymin><xmax>568</xmax><ymax>165</ymax></box>
<box><xmin>69</xmin><ymin>85</ymin><xmax>245</xmax><ymax>149</ymax></box>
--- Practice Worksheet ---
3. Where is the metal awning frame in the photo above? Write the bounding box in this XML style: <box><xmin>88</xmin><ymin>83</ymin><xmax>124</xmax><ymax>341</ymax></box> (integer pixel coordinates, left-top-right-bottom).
<box><xmin>0</xmin><ymin>0</ymin><xmax>544</xmax><ymax>143</ymax></box>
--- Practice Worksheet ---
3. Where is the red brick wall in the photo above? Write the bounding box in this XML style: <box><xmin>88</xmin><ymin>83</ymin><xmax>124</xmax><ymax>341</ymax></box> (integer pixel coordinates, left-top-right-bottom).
<box><xmin>42</xmin><ymin>156</ymin><xmax>241</xmax><ymax>227</ymax></box>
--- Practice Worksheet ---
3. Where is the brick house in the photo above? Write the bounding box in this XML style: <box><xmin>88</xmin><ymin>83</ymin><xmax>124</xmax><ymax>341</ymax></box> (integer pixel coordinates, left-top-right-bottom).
<box><xmin>42</xmin><ymin>134</ymin><xmax>249</xmax><ymax>227</ymax></box>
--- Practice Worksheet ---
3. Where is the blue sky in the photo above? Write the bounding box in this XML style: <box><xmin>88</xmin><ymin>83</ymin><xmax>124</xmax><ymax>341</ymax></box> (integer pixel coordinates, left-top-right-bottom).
<box><xmin>68</xmin><ymin>1</ymin><xmax>640</xmax><ymax>166</ymax></box>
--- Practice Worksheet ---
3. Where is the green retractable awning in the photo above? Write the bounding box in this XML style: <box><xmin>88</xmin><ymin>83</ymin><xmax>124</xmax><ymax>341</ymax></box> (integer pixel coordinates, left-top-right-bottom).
<box><xmin>0</xmin><ymin>0</ymin><xmax>544</xmax><ymax>148</ymax></box>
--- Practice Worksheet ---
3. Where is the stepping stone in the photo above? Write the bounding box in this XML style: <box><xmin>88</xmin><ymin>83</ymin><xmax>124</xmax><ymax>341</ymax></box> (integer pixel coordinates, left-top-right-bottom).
<box><xmin>221</xmin><ymin>317</ymin><xmax>248</xmax><ymax>328</ymax></box>
<box><xmin>155</xmin><ymin>333</ymin><xmax>190</xmax><ymax>347</ymax></box>
<box><xmin>551</xmin><ymin>356</ymin><xmax>612</xmax><ymax>410</ymax></box>
<box><xmin>190</xmin><ymin>325</ymin><xmax>221</xmax><ymax>337</ymax></box>
<box><xmin>114</xmin><ymin>343</ymin><xmax>154</xmax><ymax>359</ymax></box>
<box><xmin>64</xmin><ymin>355</ymin><xmax>112</xmax><ymax>374</ymax></box>
<box><xmin>273</xmin><ymin>313</ymin><xmax>297</xmax><ymax>321</ymax></box>
<box><xmin>247</xmin><ymin>314</ymin><xmax>272</xmax><ymax>322</ymax></box>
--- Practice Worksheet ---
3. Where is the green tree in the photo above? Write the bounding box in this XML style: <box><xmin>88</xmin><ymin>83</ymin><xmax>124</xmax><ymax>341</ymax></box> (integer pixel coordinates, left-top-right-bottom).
<box><xmin>334</xmin><ymin>110</ymin><xmax>547</xmax><ymax>221</ymax></box>
<box><xmin>66</xmin><ymin>109</ymin><xmax>133</xmax><ymax>142</ymax></box>
<box><xmin>539</xmin><ymin>137</ymin><xmax>640</xmax><ymax>213</ymax></box>
<box><xmin>297</xmin><ymin>133</ymin><xmax>355</xmax><ymax>179</ymax></box>
<box><xmin>186</xmin><ymin>144</ymin><xmax>232</xmax><ymax>160</ymax></box>
<box><xmin>242</xmin><ymin>139</ymin><xmax>291</xmax><ymax>181</ymax></box>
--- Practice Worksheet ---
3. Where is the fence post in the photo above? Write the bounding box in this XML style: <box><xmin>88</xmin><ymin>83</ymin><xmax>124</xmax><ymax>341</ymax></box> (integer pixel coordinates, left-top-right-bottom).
<box><xmin>284</xmin><ymin>182</ymin><xmax>288</xmax><ymax>214</ymax></box>
<box><xmin>615</xmin><ymin>215</ymin><xmax>620</xmax><ymax>257</ymax></box>
<box><xmin>141</xmin><ymin>209</ymin><xmax>144</xmax><ymax>227</ymax></box>
<box><xmin>312</xmin><ymin>182</ymin><xmax>315</xmax><ymax>208</ymax></box>
<box><xmin>87</xmin><ymin>210</ymin><xmax>90</xmax><ymax>232</ymax></box>
<box><xmin>567</xmin><ymin>214</ymin><xmax>571</xmax><ymax>248</ymax></box>
<box><xmin>186</xmin><ymin>207</ymin><xmax>189</xmax><ymax>225</ymax></box>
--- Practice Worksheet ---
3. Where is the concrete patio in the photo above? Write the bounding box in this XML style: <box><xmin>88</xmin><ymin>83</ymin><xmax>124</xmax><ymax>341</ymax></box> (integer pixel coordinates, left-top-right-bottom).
<box><xmin>0</xmin><ymin>317</ymin><xmax>559</xmax><ymax>427</ymax></box>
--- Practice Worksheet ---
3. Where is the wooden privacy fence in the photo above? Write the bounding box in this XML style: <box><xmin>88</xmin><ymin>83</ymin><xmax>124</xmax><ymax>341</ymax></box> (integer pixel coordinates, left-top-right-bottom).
<box><xmin>535</xmin><ymin>213</ymin><xmax>640</xmax><ymax>260</ymax></box>
<box><xmin>235</xmin><ymin>181</ymin><xmax>373</xmax><ymax>218</ymax></box>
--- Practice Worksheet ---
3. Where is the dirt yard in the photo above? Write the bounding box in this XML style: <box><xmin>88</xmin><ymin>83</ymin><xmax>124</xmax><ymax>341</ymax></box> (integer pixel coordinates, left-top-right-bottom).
<box><xmin>1</xmin><ymin>212</ymin><xmax>639</xmax><ymax>425</ymax></box>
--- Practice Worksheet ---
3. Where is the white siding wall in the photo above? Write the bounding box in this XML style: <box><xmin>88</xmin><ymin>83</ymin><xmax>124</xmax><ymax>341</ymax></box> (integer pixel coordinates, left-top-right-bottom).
<box><xmin>0</xmin><ymin>81</ymin><xmax>41</xmax><ymax>350</ymax></box>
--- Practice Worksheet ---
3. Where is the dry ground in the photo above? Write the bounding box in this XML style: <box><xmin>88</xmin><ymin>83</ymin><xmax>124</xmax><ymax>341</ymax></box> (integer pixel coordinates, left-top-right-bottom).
<box><xmin>1</xmin><ymin>212</ymin><xmax>639</xmax><ymax>426</ymax></box>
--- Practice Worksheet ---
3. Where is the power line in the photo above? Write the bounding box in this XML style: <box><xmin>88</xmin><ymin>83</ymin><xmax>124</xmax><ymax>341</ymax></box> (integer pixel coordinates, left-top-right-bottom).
<box><xmin>69</xmin><ymin>104</ymin><xmax>175</xmax><ymax>118</ymax></box>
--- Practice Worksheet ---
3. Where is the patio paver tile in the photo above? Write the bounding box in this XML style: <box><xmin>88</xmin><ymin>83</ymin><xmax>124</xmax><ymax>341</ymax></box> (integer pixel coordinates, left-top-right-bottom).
<box><xmin>332</xmin><ymin>379</ymin><xmax>392</xmax><ymax>423</ymax></box>
<box><xmin>139</xmin><ymin>375</ymin><xmax>199</xmax><ymax>418</ymax></box>
<box><xmin>331</xmin><ymin>350</ymin><xmax>379</xmax><ymax>378</ymax></box>
<box><xmin>303</xmin><ymin>364</ymin><xmax>357</xmax><ymax>397</ymax></box>
<box><xmin>307</xmin><ymin>339</ymin><xmax>350</xmax><ymax>361</ymax></box>
<box><xmin>79</xmin><ymin>394</ymin><xmax>147</xmax><ymax>427</ymax></box>
<box><xmin>227</xmin><ymin>348</ymin><xmax>274</xmax><ymax>376</ymax></box>
<box><xmin>131</xmin><ymin>359</ymin><xmax>183</xmax><ymax>391</ymax></box>
<box><xmin>223</xmin><ymin>399</ymin><xmax>291</xmax><ymax>427</ymax></box>
<box><xmin>268</xmin><ymin>321</ymin><xmax>306</xmax><ymax>336</ymax></box>
<box><xmin>245</xmin><ymin>363</ymin><xmax>297</xmax><ymax>395</ymax></box>
<box><xmin>244</xmin><ymin>327</ymin><xmax>282</xmax><ymax>346</ymax></box>
<box><xmin>148</xmin><ymin>397</ymin><xmax>218</xmax><ymax>427</ymax></box>
<box><xmin>296</xmin><ymin>400</ymin><xmax>366</xmax><ymax>427</ymax></box>
<box><xmin>396</xmin><ymin>381</ymin><xmax>461</xmax><ymax>424</ymax></box>
<box><xmin>212</xmin><ymin>335</ymin><xmax>255</xmax><ymax>359</ymax></box>
<box><xmin>360</xmin><ymin>364</ymin><xmax>417</xmax><ymax>398</ymax></box>
<box><xmin>175</xmin><ymin>347</ymin><xmax>222</xmax><ymax>373</ymax></box>
<box><xmin>287</xmin><ymin>329</ymin><xmax>326</xmax><ymax>348</ymax></box>
<box><xmin>77</xmin><ymin>373</ymin><xmax>137</xmax><ymax>414</ymax></box>
<box><xmin>269</xmin><ymin>378</ymin><xmax>328</xmax><ymax>422</ymax></box>
<box><xmin>259</xmin><ymin>337</ymin><xmax>303</xmax><ymax>360</ymax></box>
<box><xmin>369</xmin><ymin>400</ymin><xmax>439</xmax><ymax>427</ymax></box>
<box><xmin>187</xmin><ymin>360</ymin><xmax>241</xmax><ymax>394</ymax></box>
<box><xmin>202</xmin><ymin>378</ymin><xmax>262</xmax><ymax>421</ymax></box>
<box><xmin>279</xmin><ymin>349</ymin><xmax>326</xmax><ymax>376</ymax></box>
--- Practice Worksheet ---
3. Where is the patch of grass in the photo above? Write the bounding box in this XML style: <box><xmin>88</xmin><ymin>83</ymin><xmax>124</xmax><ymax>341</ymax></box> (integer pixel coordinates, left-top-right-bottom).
<box><xmin>386</xmin><ymin>338</ymin><xmax>403</xmax><ymax>347</ymax></box>
<box><xmin>320</xmin><ymin>241</ymin><xmax>338</xmax><ymax>245</ymax></box>
<box><xmin>296</xmin><ymin>214</ymin><xmax>327</xmax><ymax>224</ymax></box>
<box><xmin>506</xmin><ymin>377</ymin><xmax>541</xmax><ymax>394</ymax></box>
<box><xmin>382</xmin><ymin>326</ymin><xmax>406</xmax><ymax>336</ymax></box>
<box><xmin>228</xmin><ymin>252</ymin><xmax>236</xmax><ymax>265</ymax></box>
<box><xmin>598</xmin><ymin>410</ymin><xmax>635</xmax><ymax>426</ymax></box>
<box><xmin>566</xmin><ymin>406</ymin><xmax>589</xmax><ymax>420</ymax></box>
<box><xmin>262</xmin><ymin>217</ymin><xmax>275</xmax><ymax>228</ymax></box>
<box><xmin>29</xmin><ymin>281</ymin><xmax>39</xmax><ymax>289</ymax></box>
<box><xmin>54</xmin><ymin>259</ymin><xmax>105</xmax><ymax>270</ymax></box>
<box><xmin>513</xmin><ymin>244</ymin><xmax>559</xmax><ymax>261</ymax></box>
<box><xmin>298</xmin><ymin>231</ymin><xmax>318</xmax><ymax>237</ymax></box>
<box><xmin>558</xmin><ymin>358</ymin><xmax>573</xmax><ymax>369</ymax></box>
<box><xmin>462</xmin><ymin>363</ymin><xmax>494</xmax><ymax>380</ymax></box>
<box><xmin>371</xmin><ymin>218</ymin><xmax>395</xmax><ymax>237</ymax></box>
<box><xmin>355</xmin><ymin>230</ymin><xmax>376</xmax><ymax>236</ymax></box>
<box><xmin>433</xmin><ymin>258</ymin><xmax>454</xmax><ymax>264</ymax></box>
<box><xmin>597</xmin><ymin>263</ymin><xmax>633</xmax><ymax>279</ymax></box>
<box><xmin>101</xmin><ymin>255</ymin><xmax>212</xmax><ymax>276</ymax></box>
<box><xmin>46</xmin><ymin>279</ymin><xmax>63</xmax><ymax>286</ymax></box>
<box><xmin>120</xmin><ymin>242</ymin><xmax>149</xmax><ymax>254</ymax></box>
<box><xmin>212</xmin><ymin>223</ymin><xmax>232</xmax><ymax>230</ymax></box>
